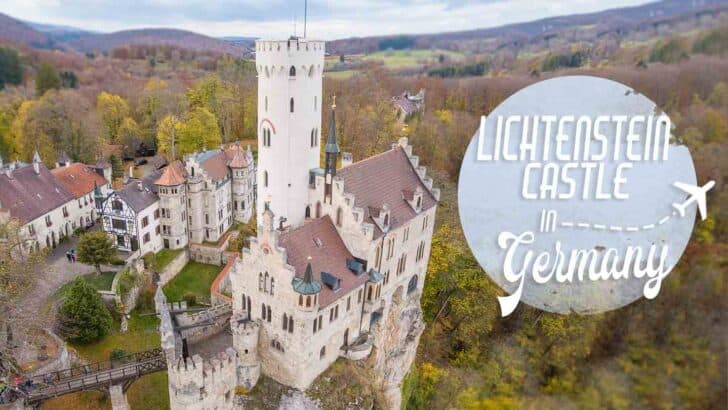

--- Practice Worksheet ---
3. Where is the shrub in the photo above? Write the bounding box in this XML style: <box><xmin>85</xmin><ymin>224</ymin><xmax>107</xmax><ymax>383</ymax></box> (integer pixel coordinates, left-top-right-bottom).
<box><xmin>58</xmin><ymin>278</ymin><xmax>113</xmax><ymax>344</ymax></box>
<box><xmin>182</xmin><ymin>293</ymin><xmax>197</xmax><ymax>306</ymax></box>
<box><xmin>109</xmin><ymin>348</ymin><xmax>128</xmax><ymax>361</ymax></box>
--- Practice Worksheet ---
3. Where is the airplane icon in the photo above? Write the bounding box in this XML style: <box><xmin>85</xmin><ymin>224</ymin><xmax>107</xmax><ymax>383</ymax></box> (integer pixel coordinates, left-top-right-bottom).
<box><xmin>672</xmin><ymin>180</ymin><xmax>715</xmax><ymax>221</ymax></box>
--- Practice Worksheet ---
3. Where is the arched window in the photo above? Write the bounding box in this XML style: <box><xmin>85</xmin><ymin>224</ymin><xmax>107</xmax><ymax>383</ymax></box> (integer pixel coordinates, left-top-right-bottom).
<box><xmin>283</xmin><ymin>313</ymin><xmax>288</xmax><ymax>330</ymax></box>
<box><xmin>305</xmin><ymin>206</ymin><xmax>311</xmax><ymax>219</ymax></box>
<box><xmin>306</xmin><ymin>296</ymin><xmax>311</xmax><ymax>307</ymax></box>
<box><xmin>267</xmin><ymin>305</ymin><xmax>271</xmax><ymax>322</ymax></box>
<box><xmin>299</xmin><ymin>294</ymin><xmax>303</xmax><ymax>306</ymax></box>
<box><xmin>320</xmin><ymin>346</ymin><xmax>326</xmax><ymax>359</ymax></box>
<box><xmin>367</xmin><ymin>285</ymin><xmax>373</xmax><ymax>301</ymax></box>
<box><xmin>289</xmin><ymin>66</ymin><xmax>296</xmax><ymax>76</ymax></box>
<box><xmin>383</xmin><ymin>213</ymin><xmax>389</xmax><ymax>227</ymax></box>
<box><xmin>263</xmin><ymin>171</ymin><xmax>268</xmax><ymax>187</ymax></box>
<box><xmin>336</xmin><ymin>207</ymin><xmax>343</xmax><ymax>227</ymax></box>
<box><xmin>270</xmin><ymin>277</ymin><xmax>275</xmax><ymax>295</ymax></box>
<box><xmin>258</xmin><ymin>273</ymin><xmax>263</xmax><ymax>290</ymax></box>
<box><xmin>191</xmin><ymin>167</ymin><xmax>195</xmax><ymax>177</ymax></box>
<box><xmin>408</xmin><ymin>275</ymin><xmax>419</xmax><ymax>294</ymax></box>
<box><xmin>290</xmin><ymin>98</ymin><xmax>294</xmax><ymax>113</ymax></box>
<box><xmin>288</xmin><ymin>316</ymin><xmax>293</xmax><ymax>333</ymax></box>
<box><xmin>261</xmin><ymin>303</ymin><xmax>266</xmax><ymax>320</ymax></box>
<box><xmin>416</xmin><ymin>196</ymin><xmax>422</xmax><ymax>209</ymax></box>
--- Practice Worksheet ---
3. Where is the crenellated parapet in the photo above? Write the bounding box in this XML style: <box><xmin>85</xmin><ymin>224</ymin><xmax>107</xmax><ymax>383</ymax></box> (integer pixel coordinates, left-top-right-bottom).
<box><xmin>167</xmin><ymin>350</ymin><xmax>239</xmax><ymax>410</ymax></box>
<box><xmin>230</xmin><ymin>319</ymin><xmax>261</xmax><ymax>389</ymax></box>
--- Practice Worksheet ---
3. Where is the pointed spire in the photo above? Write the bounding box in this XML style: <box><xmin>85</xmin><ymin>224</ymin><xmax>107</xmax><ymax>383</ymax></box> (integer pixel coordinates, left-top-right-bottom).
<box><xmin>325</xmin><ymin>96</ymin><xmax>340</xmax><ymax>154</ymax></box>
<box><xmin>303</xmin><ymin>256</ymin><xmax>314</xmax><ymax>283</ymax></box>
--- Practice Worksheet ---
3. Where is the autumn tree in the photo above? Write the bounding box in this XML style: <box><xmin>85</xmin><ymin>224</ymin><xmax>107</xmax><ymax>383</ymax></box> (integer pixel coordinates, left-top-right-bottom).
<box><xmin>76</xmin><ymin>231</ymin><xmax>117</xmax><ymax>274</ymax></box>
<box><xmin>35</xmin><ymin>62</ymin><xmax>61</xmax><ymax>96</ymax></box>
<box><xmin>156</xmin><ymin>114</ymin><xmax>181</xmax><ymax>160</ymax></box>
<box><xmin>118</xmin><ymin>117</ymin><xmax>142</xmax><ymax>158</ymax></box>
<box><xmin>97</xmin><ymin>92</ymin><xmax>130</xmax><ymax>143</ymax></box>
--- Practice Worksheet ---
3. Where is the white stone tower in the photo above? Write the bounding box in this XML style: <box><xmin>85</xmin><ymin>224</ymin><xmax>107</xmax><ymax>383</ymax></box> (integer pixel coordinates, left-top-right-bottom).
<box><xmin>255</xmin><ymin>37</ymin><xmax>325</xmax><ymax>229</ymax></box>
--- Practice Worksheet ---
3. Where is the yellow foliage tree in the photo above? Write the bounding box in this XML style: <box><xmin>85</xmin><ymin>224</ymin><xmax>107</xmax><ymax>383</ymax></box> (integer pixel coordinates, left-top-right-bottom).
<box><xmin>97</xmin><ymin>92</ymin><xmax>130</xmax><ymax>143</ymax></box>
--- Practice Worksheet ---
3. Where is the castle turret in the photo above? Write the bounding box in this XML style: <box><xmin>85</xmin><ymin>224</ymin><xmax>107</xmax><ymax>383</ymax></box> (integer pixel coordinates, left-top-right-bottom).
<box><xmin>155</xmin><ymin>161</ymin><xmax>188</xmax><ymax>249</ymax></box>
<box><xmin>324</xmin><ymin>98</ymin><xmax>340</xmax><ymax>204</ymax></box>
<box><xmin>231</xmin><ymin>320</ymin><xmax>261</xmax><ymax>389</ymax></box>
<box><xmin>32</xmin><ymin>151</ymin><xmax>41</xmax><ymax>174</ymax></box>
<box><xmin>56</xmin><ymin>151</ymin><xmax>71</xmax><ymax>168</ymax></box>
<box><xmin>255</xmin><ymin>37</ymin><xmax>325</xmax><ymax>229</ymax></box>
<box><xmin>293</xmin><ymin>258</ymin><xmax>321</xmax><ymax>312</ymax></box>
<box><xmin>227</xmin><ymin>143</ymin><xmax>254</xmax><ymax>224</ymax></box>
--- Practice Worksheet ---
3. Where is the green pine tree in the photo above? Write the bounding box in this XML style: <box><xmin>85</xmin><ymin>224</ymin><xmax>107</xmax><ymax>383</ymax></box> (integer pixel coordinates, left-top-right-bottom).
<box><xmin>58</xmin><ymin>278</ymin><xmax>113</xmax><ymax>344</ymax></box>
<box><xmin>35</xmin><ymin>62</ymin><xmax>61</xmax><ymax>96</ymax></box>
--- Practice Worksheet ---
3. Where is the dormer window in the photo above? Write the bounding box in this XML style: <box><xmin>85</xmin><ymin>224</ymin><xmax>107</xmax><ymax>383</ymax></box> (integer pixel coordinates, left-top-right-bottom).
<box><xmin>404</xmin><ymin>186</ymin><xmax>424</xmax><ymax>213</ymax></box>
<box><xmin>371</xmin><ymin>203</ymin><xmax>391</xmax><ymax>231</ymax></box>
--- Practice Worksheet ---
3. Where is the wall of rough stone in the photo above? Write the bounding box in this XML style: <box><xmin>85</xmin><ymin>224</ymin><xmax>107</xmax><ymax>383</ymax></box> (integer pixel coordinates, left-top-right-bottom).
<box><xmin>167</xmin><ymin>351</ymin><xmax>239</xmax><ymax>410</ymax></box>
<box><xmin>158</xmin><ymin>250</ymin><xmax>189</xmax><ymax>286</ymax></box>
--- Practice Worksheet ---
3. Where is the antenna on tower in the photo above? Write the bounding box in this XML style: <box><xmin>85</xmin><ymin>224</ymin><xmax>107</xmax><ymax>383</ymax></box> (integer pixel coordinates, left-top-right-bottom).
<box><xmin>304</xmin><ymin>0</ymin><xmax>308</xmax><ymax>38</ymax></box>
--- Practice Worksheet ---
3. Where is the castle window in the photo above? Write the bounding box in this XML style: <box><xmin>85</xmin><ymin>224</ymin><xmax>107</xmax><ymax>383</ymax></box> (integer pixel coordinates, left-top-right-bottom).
<box><xmin>336</xmin><ymin>207</ymin><xmax>343</xmax><ymax>227</ymax></box>
<box><xmin>261</xmin><ymin>303</ymin><xmax>266</xmax><ymax>320</ymax></box>
<box><xmin>374</xmin><ymin>246</ymin><xmax>381</xmax><ymax>269</ymax></box>
<box><xmin>191</xmin><ymin>167</ymin><xmax>195</xmax><ymax>177</ymax></box>
<box><xmin>408</xmin><ymin>275</ymin><xmax>419</xmax><ymax>294</ymax></box>
<box><xmin>305</xmin><ymin>206</ymin><xmax>311</xmax><ymax>219</ymax></box>
<box><xmin>265</xmin><ymin>96</ymin><xmax>268</xmax><ymax>112</ymax></box>
<box><xmin>112</xmin><ymin>200</ymin><xmax>123</xmax><ymax>211</ymax></box>
<box><xmin>258</xmin><ymin>273</ymin><xmax>263</xmax><ymax>291</ymax></box>
<box><xmin>264</xmin><ymin>271</ymin><xmax>269</xmax><ymax>292</ymax></box>
<box><xmin>263</xmin><ymin>171</ymin><xmax>268</xmax><ymax>187</ymax></box>
<box><xmin>346</xmin><ymin>296</ymin><xmax>351</xmax><ymax>311</ymax></box>
<box><xmin>320</xmin><ymin>346</ymin><xmax>326</xmax><ymax>359</ymax></box>
<box><xmin>367</xmin><ymin>285</ymin><xmax>373</xmax><ymax>301</ymax></box>
<box><xmin>318</xmin><ymin>315</ymin><xmax>323</xmax><ymax>331</ymax></box>
<box><xmin>313</xmin><ymin>318</ymin><xmax>317</xmax><ymax>333</ymax></box>
<box><xmin>329</xmin><ymin>308</ymin><xmax>334</xmax><ymax>322</ymax></box>
<box><xmin>290</xmin><ymin>97</ymin><xmax>294</xmax><ymax>113</ymax></box>
<box><xmin>306</xmin><ymin>296</ymin><xmax>311</xmax><ymax>307</ymax></box>
<box><xmin>358</xmin><ymin>289</ymin><xmax>362</xmax><ymax>303</ymax></box>
<box><xmin>288</xmin><ymin>316</ymin><xmax>293</xmax><ymax>333</ymax></box>
<box><xmin>299</xmin><ymin>294</ymin><xmax>303</xmax><ymax>306</ymax></box>
<box><xmin>383</xmin><ymin>213</ymin><xmax>389</xmax><ymax>227</ymax></box>
<box><xmin>289</xmin><ymin>66</ymin><xmax>296</xmax><ymax>76</ymax></box>
<box><xmin>270</xmin><ymin>278</ymin><xmax>275</xmax><ymax>295</ymax></box>
<box><xmin>267</xmin><ymin>305</ymin><xmax>271</xmax><ymax>322</ymax></box>
<box><xmin>316</xmin><ymin>202</ymin><xmax>321</xmax><ymax>218</ymax></box>
<box><xmin>283</xmin><ymin>313</ymin><xmax>288</xmax><ymax>331</ymax></box>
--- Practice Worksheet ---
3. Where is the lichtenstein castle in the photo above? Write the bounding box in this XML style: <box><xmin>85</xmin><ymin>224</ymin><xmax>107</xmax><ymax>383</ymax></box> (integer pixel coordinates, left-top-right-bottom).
<box><xmin>162</xmin><ymin>36</ymin><xmax>439</xmax><ymax>409</ymax></box>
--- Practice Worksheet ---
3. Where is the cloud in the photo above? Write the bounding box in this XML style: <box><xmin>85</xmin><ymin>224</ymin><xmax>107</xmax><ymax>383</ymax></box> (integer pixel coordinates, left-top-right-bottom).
<box><xmin>5</xmin><ymin>0</ymin><xmax>650</xmax><ymax>39</ymax></box>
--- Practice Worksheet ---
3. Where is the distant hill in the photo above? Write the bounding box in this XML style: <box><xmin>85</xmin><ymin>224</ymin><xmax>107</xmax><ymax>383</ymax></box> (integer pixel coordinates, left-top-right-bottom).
<box><xmin>26</xmin><ymin>20</ymin><xmax>97</xmax><ymax>43</ymax></box>
<box><xmin>327</xmin><ymin>0</ymin><xmax>728</xmax><ymax>54</ymax></box>
<box><xmin>0</xmin><ymin>12</ymin><xmax>56</xmax><ymax>49</ymax></box>
<box><xmin>66</xmin><ymin>28</ymin><xmax>250</xmax><ymax>57</ymax></box>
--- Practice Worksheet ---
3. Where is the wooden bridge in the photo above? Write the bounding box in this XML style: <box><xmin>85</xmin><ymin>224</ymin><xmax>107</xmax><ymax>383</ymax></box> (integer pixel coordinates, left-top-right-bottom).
<box><xmin>21</xmin><ymin>348</ymin><xmax>166</xmax><ymax>406</ymax></box>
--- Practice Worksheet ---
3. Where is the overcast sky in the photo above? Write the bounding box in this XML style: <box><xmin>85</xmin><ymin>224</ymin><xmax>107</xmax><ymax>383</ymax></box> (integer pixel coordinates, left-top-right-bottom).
<box><xmin>5</xmin><ymin>0</ymin><xmax>651</xmax><ymax>40</ymax></box>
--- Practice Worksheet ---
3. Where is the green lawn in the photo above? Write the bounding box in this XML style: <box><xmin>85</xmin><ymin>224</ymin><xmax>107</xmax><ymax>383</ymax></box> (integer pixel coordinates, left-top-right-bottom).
<box><xmin>143</xmin><ymin>248</ymin><xmax>184</xmax><ymax>272</ymax></box>
<box><xmin>44</xmin><ymin>311</ymin><xmax>167</xmax><ymax>410</ymax></box>
<box><xmin>362</xmin><ymin>49</ymin><xmax>465</xmax><ymax>69</ymax></box>
<box><xmin>162</xmin><ymin>262</ymin><xmax>223</xmax><ymax>304</ymax></box>
<box><xmin>325</xmin><ymin>69</ymin><xmax>360</xmax><ymax>79</ymax></box>
<box><xmin>56</xmin><ymin>271</ymin><xmax>116</xmax><ymax>297</ymax></box>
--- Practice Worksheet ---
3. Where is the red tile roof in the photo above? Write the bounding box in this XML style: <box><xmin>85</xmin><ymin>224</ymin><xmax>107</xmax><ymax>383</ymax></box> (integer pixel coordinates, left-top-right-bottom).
<box><xmin>337</xmin><ymin>146</ymin><xmax>437</xmax><ymax>238</ymax></box>
<box><xmin>279</xmin><ymin>216</ymin><xmax>369</xmax><ymax>307</ymax></box>
<box><xmin>154</xmin><ymin>160</ymin><xmax>187</xmax><ymax>186</ymax></box>
<box><xmin>51</xmin><ymin>163</ymin><xmax>108</xmax><ymax>199</ymax></box>
<box><xmin>199</xmin><ymin>150</ymin><xmax>230</xmax><ymax>181</ymax></box>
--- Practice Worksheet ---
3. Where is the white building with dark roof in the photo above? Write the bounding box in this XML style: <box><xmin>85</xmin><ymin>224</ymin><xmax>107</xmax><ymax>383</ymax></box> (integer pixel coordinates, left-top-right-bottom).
<box><xmin>0</xmin><ymin>152</ymin><xmax>110</xmax><ymax>252</ymax></box>
<box><xmin>158</xmin><ymin>38</ymin><xmax>439</xmax><ymax>408</ymax></box>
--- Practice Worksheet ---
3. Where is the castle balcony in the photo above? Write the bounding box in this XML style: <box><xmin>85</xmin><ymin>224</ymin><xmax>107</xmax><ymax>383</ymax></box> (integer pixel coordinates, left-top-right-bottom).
<box><xmin>340</xmin><ymin>332</ymin><xmax>373</xmax><ymax>361</ymax></box>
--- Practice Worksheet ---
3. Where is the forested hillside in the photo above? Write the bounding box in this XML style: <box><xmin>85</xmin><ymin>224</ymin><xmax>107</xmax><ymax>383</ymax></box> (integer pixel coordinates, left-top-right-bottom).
<box><xmin>0</xmin><ymin>12</ymin><xmax>726</xmax><ymax>409</ymax></box>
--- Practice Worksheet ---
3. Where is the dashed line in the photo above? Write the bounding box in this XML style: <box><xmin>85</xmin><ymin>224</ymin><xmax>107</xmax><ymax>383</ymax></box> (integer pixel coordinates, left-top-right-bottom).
<box><xmin>559</xmin><ymin>214</ymin><xmax>674</xmax><ymax>233</ymax></box>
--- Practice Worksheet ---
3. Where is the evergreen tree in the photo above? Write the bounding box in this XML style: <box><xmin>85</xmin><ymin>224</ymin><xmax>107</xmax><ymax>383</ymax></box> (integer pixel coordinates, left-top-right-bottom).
<box><xmin>109</xmin><ymin>154</ymin><xmax>124</xmax><ymax>180</ymax></box>
<box><xmin>58</xmin><ymin>278</ymin><xmax>113</xmax><ymax>344</ymax></box>
<box><xmin>0</xmin><ymin>47</ymin><xmax>22</xmax><ymax>89</ymax></box>
<box><xmin>35</xmin><ymin>62</ymin><xmax>61</xmax><ymax>96</ymax></box>
<box><xmin>76</xmin><ymin>231</ymin><xmax>117</xmax><ymax>274</ymax></box>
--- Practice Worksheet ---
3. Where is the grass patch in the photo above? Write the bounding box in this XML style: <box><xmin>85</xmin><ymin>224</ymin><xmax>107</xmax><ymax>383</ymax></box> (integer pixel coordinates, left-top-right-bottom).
<box><xmin>44</xmin><ymin>310</ymin><xmax>164</xmax><ymax>409</ymax></box>
<box><xmin>143</xmin><ymin>248</ymin><xmax>183</xmax><ymax>271</ymax></box>
<box><xmin>325</xmin><ymin>70</ymin><xmax>360</xmax><ymax>79</ymax></box>
<box><xmin>362</xmin><ymin>49</ymin><xmax>464</xmax><ymax>69</ymax></box>
<box><xmin>56</xmin><ymin>271</ymin><xmax>116</xmax><ymax>296</ymax></box>
<box><xmin>162</xmin><ymin>262</ymin><xmax>222</xmax><ymax>304</ymax></box>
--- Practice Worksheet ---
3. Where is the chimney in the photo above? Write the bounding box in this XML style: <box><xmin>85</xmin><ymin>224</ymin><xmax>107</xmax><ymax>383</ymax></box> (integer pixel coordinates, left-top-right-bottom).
<box><xmin>341</xmin><ymin>152</ymin><xmax>353</xmax><ymax>167</ymax></box>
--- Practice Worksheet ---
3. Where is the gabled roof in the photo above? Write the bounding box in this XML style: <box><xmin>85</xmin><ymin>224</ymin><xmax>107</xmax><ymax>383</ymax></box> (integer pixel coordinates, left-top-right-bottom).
<box><xmin>114</xmin><ymin>171</ymin><xmax>161</xmax><ymax>213</ymax></box>
<box><xmin>51</xmin><ymin>163</ymin><xmax>108</xmax><ymax>199</ymax></box>
<box><xmin>279</xmin><ymin>216</ymin><xmax>369</xmax><ymax>307</ymax></box>
<box><xmin>0</xmin><ymin>163</ymin><xmax>75</xmax><ymax>223</ymax></box>
<box><xmin>337</xmin><ymin>146</ymin><xmax>437</xmax><ymax>238</ymax></box>
<box><xmin>195</xmin><ymin>149</ymin><xmax>230</xmax><ymax>181</ymax></box>
<box><xmin>154</xmin><ymin>160</ymin><xmax>187</xmax><ymax>186</ymax></box>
